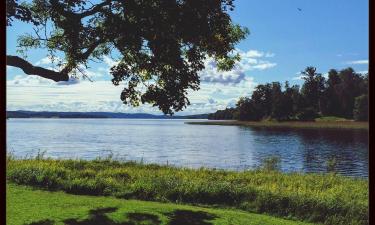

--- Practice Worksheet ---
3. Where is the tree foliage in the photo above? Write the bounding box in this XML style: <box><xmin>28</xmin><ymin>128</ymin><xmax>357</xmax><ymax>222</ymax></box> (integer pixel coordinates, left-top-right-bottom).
<box><xmin>209</xmin><ymin>67</ymin><xmax>368</xmax><ymax>121</ymax></box>
<box><xmin>6</xmin><ymin>0</ymin><xmax>248</xmax><ymax>114</ymax></box>
<box><xmin>353</xmin><ymin>95</ymin><xmax>368</xmax><ymax>121</ymax></box>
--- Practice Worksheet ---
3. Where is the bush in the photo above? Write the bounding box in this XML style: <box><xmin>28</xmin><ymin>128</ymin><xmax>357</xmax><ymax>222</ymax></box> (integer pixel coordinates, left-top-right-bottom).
<box><xmin>260</xmin><ymin>156</ymin><xmax>281</xmax><ymax>171</ymax></box>
<box><xmin>296</xmin><ymin>107</ymin><xmax>318</xmax><ymax>121</ymax></box>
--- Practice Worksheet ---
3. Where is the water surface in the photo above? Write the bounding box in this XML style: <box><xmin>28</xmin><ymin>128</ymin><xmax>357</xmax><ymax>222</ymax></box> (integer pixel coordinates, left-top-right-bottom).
<box><xmin>6</xmin><ymin>119</ymin><xmax>368</xmax><ymax>177</ymax></box>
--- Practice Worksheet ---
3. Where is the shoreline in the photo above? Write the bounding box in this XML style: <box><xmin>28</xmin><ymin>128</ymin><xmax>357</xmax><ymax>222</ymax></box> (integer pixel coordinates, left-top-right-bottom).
<box><xmin>185</xmin><ymin>120</ymin><xmax>369</xmax><ymax>130</ymax></box>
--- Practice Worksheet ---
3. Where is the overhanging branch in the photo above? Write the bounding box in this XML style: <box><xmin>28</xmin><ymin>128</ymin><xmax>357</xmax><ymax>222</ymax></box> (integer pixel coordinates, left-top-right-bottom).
<box><xmin>6</xmin><ymin>55</ymin><xmax>69</xmax><ymax>82</ymax></box>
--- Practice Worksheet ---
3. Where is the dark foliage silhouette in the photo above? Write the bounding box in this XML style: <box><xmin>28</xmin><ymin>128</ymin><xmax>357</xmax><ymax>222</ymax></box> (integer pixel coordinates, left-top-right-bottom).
<box><xmin>209</xmin><ymin>67</ymin><xmax>368</xmax><ymax>121</ymax></box>
<box><xmin>6</xmin><ymin>0</ymin><xmax>248</xmax><ymax>114</ymax></box>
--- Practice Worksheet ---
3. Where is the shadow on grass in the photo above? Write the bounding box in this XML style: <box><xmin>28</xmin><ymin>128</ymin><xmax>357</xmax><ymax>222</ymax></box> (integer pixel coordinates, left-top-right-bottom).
<box><xmin>63</xmin><ymin>207</ymin><xmax>161</xmax><ymax>225</ymax></box>
<box><xmin>27</xmin><ymin>219</ymin><xmax>55</xmax><ymax>225</ymax></box>
<box><xmin>166</xmin><ymin>210</ymin><xmax>217</xmax><ymax>225</ymax></box>
<box><xmin>26</xmin><ymin>207</ymin><xmax>216</xmax><ymax>225</ymax></box>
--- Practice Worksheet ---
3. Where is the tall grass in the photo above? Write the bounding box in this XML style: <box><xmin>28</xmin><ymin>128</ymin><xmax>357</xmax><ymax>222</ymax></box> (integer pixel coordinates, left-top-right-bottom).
<box><xmin>6</xmin><ymin>156</ymin><xmax>368</xmax><ymax>225</ymax></box>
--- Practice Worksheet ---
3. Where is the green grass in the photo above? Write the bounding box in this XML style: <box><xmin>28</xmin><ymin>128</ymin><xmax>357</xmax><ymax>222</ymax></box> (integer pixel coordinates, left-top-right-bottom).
<box><xmin>7</xmin><ymin>184</ymin><xmax>313</xmax><ymax>225</ymax></box>
<box><xmin>185</xmin><ymin>120</ymin><xmax>368</xmax><ymax>130</ymax></box>
<box><xmin>6</xmin><ymin>158</ymin><xmax>368</xmax><ymax>225</ymax></box>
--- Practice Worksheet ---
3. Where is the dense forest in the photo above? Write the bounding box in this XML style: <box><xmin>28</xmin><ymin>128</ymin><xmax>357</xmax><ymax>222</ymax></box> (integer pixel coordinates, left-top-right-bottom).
<box><xmin>208</xmin><ymin>67</ymin><xmax>368</xmax><ymax>121</ymax></box>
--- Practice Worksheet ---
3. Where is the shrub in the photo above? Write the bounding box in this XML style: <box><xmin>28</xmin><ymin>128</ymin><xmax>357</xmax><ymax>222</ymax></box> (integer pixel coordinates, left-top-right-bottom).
<box><xmin>296</xmin><ymin>107</ymin><xmax>318</xmax><ymax>121</ymax></box>
<box><xmin>260</xmin><ymin>156</ymin><xmax>281</xmax><ymax>171</ymax></box>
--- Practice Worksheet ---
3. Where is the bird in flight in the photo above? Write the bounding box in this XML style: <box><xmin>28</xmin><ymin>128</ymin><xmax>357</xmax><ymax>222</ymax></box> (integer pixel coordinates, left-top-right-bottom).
<box><xmin>297</xmin><ymin>8</ymin><xmax>302</xmax><ymax>11</ymax></box>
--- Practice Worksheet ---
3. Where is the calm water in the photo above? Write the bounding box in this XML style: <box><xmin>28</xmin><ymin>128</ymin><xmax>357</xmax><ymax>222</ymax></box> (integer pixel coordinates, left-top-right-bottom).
<box><xmin>6</xmin><ymin>119</ymin><xmax>368</xmax><ymax>177</ymax></box>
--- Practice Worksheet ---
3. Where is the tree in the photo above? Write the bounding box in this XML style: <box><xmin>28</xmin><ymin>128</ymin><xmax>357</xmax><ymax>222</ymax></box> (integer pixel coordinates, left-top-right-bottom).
<box><xmin>207</xmin><ymin>107</ymin><xmax>236</xmax><ymax>120</ymax></box>
<box><xmin>335</xmin><ymin>68</ymin><xmax>363</xmax><ymax>118</ymax></box>
<box><xmin>251</xmin><ymin>83</ymin><xmax>273</xmax><ymax>118</ymax></box>
<box><xmin>300</xmin><ymin>67</ymin><xmax>325</xmax><ymax>114</ymax></box>
<box><xmin>321</xmin><ymin>69</ymin><xmax>341</xmax><ymax>116</ymax></box>
<box><xmin>236</xmin><ymin>97</ymin><xmax>262</xmax><ymax>121</ymax></box>
<box><xmin>273</xmin><ymin>81</ymin><xmax>294</xmax><ymax>121</ymax></box>
<box><xmin>289</xmin><ymin>84</ymin><xmax>302</xmax><ymax>117</ymax></box>
<box><xmin>210</xmin><ymin>66</ymin><xmax>368</xmax><ymax>121</ymax></box>
<box><xmin>353</xmin><ymin>95</ymin><xmax>368</xmax><ymax>121</ymax></box>
<box><xmin>270</xmin><ymin>82</ymin><xmax>285</xmax><ymax>120</ymax></box>
<box><xmin>6</xmin><ymin>0</ymin><xmax>248</xmax><ymax>114</ymax></box>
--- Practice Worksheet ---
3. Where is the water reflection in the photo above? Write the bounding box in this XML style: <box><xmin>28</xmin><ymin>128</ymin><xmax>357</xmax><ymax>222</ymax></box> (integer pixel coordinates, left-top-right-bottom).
<box><xmin>6</xmin><ymin>119</ymin><xmax>368</xmax><ymax>178</ymax></box>
<box><xmin>242</xmin><ymin>127</ymin><xmax>368</xmax><ymax>177</ymax></box>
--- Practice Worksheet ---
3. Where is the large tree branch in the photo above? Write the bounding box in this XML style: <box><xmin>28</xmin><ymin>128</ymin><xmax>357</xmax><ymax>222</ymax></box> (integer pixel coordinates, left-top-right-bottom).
<box><xmin>79</xmin><ymin>0</ymin><xmax>112</xmax><ymax>18</ymax></box>
<box><xmin>50</xmin><ymin>0</ymin><xmax>111</xmax><ymax>19</ymax></box>
<box><xmin>81</xmin><ymin>40</ymin><xmax>102</xmax><ymax>60</ymax></box>
<box><xmin>6</xmin><ymin>55</ymin><xmax>69</xmax><ymax>82</ymax></box>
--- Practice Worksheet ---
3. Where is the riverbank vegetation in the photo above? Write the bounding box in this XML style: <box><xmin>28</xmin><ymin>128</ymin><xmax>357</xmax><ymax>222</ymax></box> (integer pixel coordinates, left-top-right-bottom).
<box><xmin>208</xmin><ymin>67</ymin><xmax>368</xmax><ymax>122</ymax></box>
<box><xmin>7</xmin><ymin>184</ymin><xmax>313</xmax><ymax>225</ymax></box>
<box><xmin>7</xmin><ymin>157</ymin><xmax>368</xmax><ymax>225</ymax></box>
<box><xmin>186</xmin><ymin>120</ymin><xmax>368</xmax><ymax>130</ymax></box>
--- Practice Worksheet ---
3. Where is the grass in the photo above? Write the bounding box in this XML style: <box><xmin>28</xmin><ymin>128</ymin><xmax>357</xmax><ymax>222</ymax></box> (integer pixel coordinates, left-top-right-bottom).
<box><xmin>185</xmin><ymin>120</ymin><xmax>368</xmax><ymax>130</ymax></box>
<box><xmin>6</xmin><ymin>157</ymin><xmax>368</xmax><ymax>225</ymax></box>
<box><xmin>7</xmin><ymin>183</ymin><xmax>314</xmax><ymax>225</ymax></box>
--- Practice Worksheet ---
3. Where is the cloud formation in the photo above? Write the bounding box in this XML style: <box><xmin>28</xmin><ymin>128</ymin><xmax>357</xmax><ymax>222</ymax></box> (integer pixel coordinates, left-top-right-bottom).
<box><xmin>346</xmin><ymin>59</ymin><xmax>368</xmax><ymax>65</ymax></box>
<box><xmin>7</xmin><ymin>49</ymin><xmax>273</xmax><ymax>114</ymax></box>
<box><xmin>7</xmin><ymin>74</ymin><xmax>257</xmax><ymax>115</ymax></box>
<box><xmin>198</xmin><ymin>49</ymin><xmax>276</xmax><ymax>85</ymax></box>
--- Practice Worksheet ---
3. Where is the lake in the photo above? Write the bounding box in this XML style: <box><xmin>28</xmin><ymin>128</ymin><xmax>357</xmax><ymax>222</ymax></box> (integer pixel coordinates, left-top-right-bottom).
<box><xmin>6</xmin><ymin>119</ymin><xmax>368</xmax><ymax>178</ymax></box>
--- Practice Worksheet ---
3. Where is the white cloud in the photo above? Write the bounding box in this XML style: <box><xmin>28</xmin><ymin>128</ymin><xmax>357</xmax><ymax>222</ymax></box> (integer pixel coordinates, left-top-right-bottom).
<box><xmin>265</xmin><ymin>52</ymin><xmax>275</xmax><ymax>58</ymax></box>
<box><xmin>243</xmin><ymin>50</ymin><xmax>264</xmax><ymax>58</ymax></box>
<box><xmin>357</xmin><ymin>70</ymin><xmax>368</xmax><ymax>75</ymax></box>
<box><xmin>35</xmin><ymin>57</ymin><xmax>53</xmax><ymax>65</ymax></box>
<box><xmin>292</xmin><ymin>75</ymin><xmax>305</xmax><ymax>81</ymax></box>
<box><xmin>346</xmin><ymin>60</ymin><xmax>368</xmax><ymax>65</ymax></box>
<box><xmin>103</xmin><ymin>56</ymin><xmax>120</xmax><ymax>68</ymax></box>
<box><xmin>34</xmin><ymin>56</ymin><xmax>107</xmax><ymax>80</ymax></box>
<box><xmin>35</xmin><ymin>56</ymin><xmax>64</xmax><ymax>66</ymax></box>
<box><xmin>7</xmin><ymin>74</ymin><xmax>257</xmax><ymax>115</ymax></box>
<box><xmin>57</xmin><ymin>77</ymin><xmax>80</xmax><ymax>85</ymax></box>
<box><xmin>292</xmin><ymin>71</ymin><xmax>306</xmax><ymax>81</ymax></box>
<box><xmin>199</xmin><ymin>59</ymin><xmax>245</xmax><ymax>84</ymax></box>
<box><xmin>198</xmin><ymin>49</ymin><xmax>276</xmax><ymax>85</ymax></box>
<box><xmin>7</xmin><ymin>49</ymin><xmax>268</xmax><ymax>114</ymax></box>
<box><xmin>251</xmin><ymin>62</ymin><xmax>277</xmax><ymax>70</ymax></box>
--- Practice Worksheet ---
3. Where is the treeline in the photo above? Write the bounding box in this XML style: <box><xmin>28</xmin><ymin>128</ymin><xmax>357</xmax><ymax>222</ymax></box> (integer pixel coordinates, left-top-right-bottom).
<box><xmin>208</xmin><ymin>67</ymin><xmax>368</xmax><ymax>121</ymax></box>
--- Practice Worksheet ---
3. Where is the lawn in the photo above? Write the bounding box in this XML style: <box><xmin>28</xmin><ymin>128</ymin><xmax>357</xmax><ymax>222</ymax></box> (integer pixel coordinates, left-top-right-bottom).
<box><xmin>7</xmin><ymin>184</ymin><xmax>313</xmax><ymax>225</ymax></box>
<box><xmin>6</xmin><ymin>158</ymin><xmax>368</xmax><ymax>225</ymax></box>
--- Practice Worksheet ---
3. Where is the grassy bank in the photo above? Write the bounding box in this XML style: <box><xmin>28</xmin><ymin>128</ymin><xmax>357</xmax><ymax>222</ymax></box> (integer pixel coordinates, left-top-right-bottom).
<box><xmin>7</xmin><ymin>158</ymin><xmax>368</xmax><ymax>225</ymax></box>
<box><xmin>185</xmin><ymin>120</ymin><xmax>368</xmax><ymax>130</ymax></box>
<box><xmin>7</xmin><ymin>184</ymin><xmax>313</xmax><ymax>225</ymax></box>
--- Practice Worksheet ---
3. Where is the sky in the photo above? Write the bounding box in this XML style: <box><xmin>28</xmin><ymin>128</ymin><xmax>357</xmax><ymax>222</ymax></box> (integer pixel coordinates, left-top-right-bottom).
<box><xmin>6</xmin><ymin>0</ymin><xmax>369</xmax><ymax>115</ymax></box>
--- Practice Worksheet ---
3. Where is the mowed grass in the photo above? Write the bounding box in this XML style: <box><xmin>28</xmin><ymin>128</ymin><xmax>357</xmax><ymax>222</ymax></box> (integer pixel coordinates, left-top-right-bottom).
<box><xmin>7</xmin><ymin>184</ymin><xmax>313</xmax><ymax>225</ymax></box>
<box><xmin>185</xmin><ymin>120</ymin><xmax>368</xmax><ymax>130</ymax></box>
<box><xmin>6</xmin><ymin>158</ymin><xmax>368</xmax><ymax>225</ymax></box>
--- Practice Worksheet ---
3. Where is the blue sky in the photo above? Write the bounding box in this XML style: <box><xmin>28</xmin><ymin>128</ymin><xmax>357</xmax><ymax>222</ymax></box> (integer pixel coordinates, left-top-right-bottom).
<box><xmin>6</xmin><ymin>0</ymin><xmax>369</xmax><ymax>115</ymax></box>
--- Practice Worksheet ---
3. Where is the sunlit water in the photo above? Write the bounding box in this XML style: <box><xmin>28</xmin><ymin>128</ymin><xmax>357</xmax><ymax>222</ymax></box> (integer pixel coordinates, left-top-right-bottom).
<box><xmin>6</xmin><ymin>119</ymin><xmax>368</xmax><ymax>177</ymax></box>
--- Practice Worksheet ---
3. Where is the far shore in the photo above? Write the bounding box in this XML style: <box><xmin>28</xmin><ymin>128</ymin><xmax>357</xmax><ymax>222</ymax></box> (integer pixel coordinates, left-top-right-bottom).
<box><xmin>185</xmin><ymin>120</ymin><xmax>369</xmax><ymax>130</ymax></box>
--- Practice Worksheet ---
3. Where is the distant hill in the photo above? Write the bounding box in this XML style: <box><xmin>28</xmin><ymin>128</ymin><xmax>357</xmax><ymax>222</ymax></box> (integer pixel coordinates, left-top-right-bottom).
<box><xmin>6</xmin><ymin>110</ymin><xmax>208</xmax><ymax>119</ymax></box>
